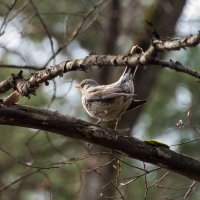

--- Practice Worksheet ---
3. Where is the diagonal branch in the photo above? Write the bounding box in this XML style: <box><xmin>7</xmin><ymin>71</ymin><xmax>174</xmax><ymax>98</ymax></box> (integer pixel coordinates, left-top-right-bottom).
<box><xmin>0</xmin><ymin>53</ymin><xmax>140</xmax><ymax>95</ymax></box>
<box><xmin>0</xmin><ymin>103</ymin><xmax>200</xmax><ymax>181</ymax></box>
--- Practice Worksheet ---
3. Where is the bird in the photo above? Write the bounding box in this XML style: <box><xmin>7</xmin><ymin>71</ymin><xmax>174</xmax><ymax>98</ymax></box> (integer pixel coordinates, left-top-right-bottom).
<box><xmin>75</xmin><ymin>65</ymin><xmax>147</xmax><ymax>130</ymax></box>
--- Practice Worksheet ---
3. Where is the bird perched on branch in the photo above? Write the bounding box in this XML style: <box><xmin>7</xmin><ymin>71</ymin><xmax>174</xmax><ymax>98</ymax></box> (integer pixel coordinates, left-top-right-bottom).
<box><xmin>75</xmin><ymin>46</ymin><xmax>147</xmax><ymax>129</ymax></box>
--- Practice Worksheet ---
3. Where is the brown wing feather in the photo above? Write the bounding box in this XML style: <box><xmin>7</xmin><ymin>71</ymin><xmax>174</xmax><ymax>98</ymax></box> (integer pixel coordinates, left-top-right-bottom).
<box><xmin>86</xmin><ymin>85</ymin><xmax>132</xmax><ymax>101</ymax></box>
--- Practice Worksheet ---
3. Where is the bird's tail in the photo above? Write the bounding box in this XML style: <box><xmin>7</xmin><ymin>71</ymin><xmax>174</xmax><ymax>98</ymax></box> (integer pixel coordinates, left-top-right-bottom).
<box><xmin>118</xmin><ymin>65</ymin><xmax>138</xmax><ymax>85</ymax></box>
<box><xmin>120</xmin><ymin>45</ymin><xmax>143</xmax><ymax>80</ymax></box>
<box><xmin>122</xmin><ymin>65</ymin><xmax>138</xmax><ymax>79</ymax></box>
<box><xmin>116</xmin><ymin>45</ymin><xmax>142</xmax><ymax>91</ymax></box>
<box><xmin>127</xmin><ymin>99</ymin><xmax>148</xmax><ymax>111</ymax></box>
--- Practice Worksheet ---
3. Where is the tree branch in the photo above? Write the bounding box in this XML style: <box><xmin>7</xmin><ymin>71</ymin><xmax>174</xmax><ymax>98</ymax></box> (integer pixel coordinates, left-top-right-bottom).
<box><xmin>0</xmin><ymin>32</ymin><xmax>200</xmax><ymax>105</ymax></box>
<box><xmin>0</xmin><ymin>52</ymin><xmax>141</xmax><ymax>95</ymax></box>
<box><xmin>153</xmin><ymin>32</ymin><xmax>200</xmax><ymax>50</ymax></box>
<box><xmin>0</xmin><ymin>103</ymin><xmax>200</xmax><ymax>181</ymax></box>
<box><xmin>151</xmin><ymin>58</ymin><xmax>200</xmax><ymax>79</ymax></box>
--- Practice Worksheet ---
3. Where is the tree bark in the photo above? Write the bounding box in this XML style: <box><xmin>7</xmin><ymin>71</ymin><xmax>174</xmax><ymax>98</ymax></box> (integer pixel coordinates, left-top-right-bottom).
<box><xmin>0</xmin><ymin>103</ymin><xmax>199</xmax><ymax>181</ymax></box>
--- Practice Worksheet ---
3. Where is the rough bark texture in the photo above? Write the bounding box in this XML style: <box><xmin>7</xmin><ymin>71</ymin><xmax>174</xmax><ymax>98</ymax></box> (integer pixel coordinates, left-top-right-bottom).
<box><xmin>0</xmin><ymin>103</ymin><xmax>200</xmax><ymax>181</ymax></box>
<box><xmin>0</xmin><ymin>32</ymin><xmax>199</xmax><ymax>105</ymax></box>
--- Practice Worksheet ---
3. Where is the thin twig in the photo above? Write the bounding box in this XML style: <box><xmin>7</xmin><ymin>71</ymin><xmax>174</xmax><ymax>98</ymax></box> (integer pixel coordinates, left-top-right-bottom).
<box><xmin>183</xmin><ymin>181</ymin><xmax>196</xmax><ymax>199</ymax></box>
<box><xmin>94</xmin><ymin>169</ymin><xmax>125</xmax><ymax>200</ymax></box>
<box><xmin>0</xmin><ymin>169</ymin><xmax>39</xmax><ymax>193</ymax></box>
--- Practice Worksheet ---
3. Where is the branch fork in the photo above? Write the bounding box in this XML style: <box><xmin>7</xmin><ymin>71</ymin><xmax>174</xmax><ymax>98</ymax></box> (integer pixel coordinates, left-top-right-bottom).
<box><xmin>0</xmin><ymin>32</ymin><xmax>200</xmax><ymax>105</ymax></box>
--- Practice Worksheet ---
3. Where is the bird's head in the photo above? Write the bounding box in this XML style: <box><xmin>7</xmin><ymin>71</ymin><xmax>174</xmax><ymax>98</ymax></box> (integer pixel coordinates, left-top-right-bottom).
<box><xmin>75</xmin><ymin>79</ymin><xmax>99</xmax><ymax>93</ymax></box>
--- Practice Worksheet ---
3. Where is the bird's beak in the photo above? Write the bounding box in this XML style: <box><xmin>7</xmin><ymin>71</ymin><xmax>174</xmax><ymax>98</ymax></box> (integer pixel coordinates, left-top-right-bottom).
<box><xmin>74</xmin><ymin>84</ymin><xmax>81</xmax><ymax>88</ymax></box>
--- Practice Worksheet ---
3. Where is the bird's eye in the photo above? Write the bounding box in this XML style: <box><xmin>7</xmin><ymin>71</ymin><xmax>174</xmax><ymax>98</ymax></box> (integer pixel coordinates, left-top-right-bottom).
<box><xmin>81</xmin><ymin>82</ymin><xmax>85</xmax><ymax>87</ymax></box>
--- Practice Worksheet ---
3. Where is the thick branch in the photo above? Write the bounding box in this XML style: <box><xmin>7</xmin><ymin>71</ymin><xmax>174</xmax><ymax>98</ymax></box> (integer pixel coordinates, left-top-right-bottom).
<box><xmin>0</xmin><ymin>32</ymin><xmax>200</xmax><ymax>98</ymax></box>
<box><xmin>0</xmin><ymin>54</ymin><xmax>140</xmax><ymax>95</ymax></box>
<box><xmin>0</xmin><ymin>103</ymin><xmax>200</xmax><ymax>181</ymax></box>
<box><xmin>0</xmin><ymin>32</ymin><xmax>199</xmax><ymax>106</ymax></box>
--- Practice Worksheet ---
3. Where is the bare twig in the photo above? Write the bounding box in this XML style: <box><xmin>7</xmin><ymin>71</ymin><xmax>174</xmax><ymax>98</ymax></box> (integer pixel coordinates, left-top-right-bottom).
<box><xmin>143</xmin><ymin>163</ymin><xmax>148</xmax><ymax>200</ymax></box>
<box><xmin>30</xmin><ymin>1</ymin><xmax>55</xmax><ymax>58</ymax></box>
<box><xmin>0</xmin><ymin>0</ymin><xmax>18</xmax><ymax>35</ymax></box>
<box><xmin>44</xmin><ymin>0</ymin><xmax>108</xmax><ymax>67</ymax></box>
<box><xmin>94</xmin><ymin>169</ymin><xmax>125</xmax><ymax>200</ymax></box>
<box><xmin>112</xmin><ymin>154</ymin><xmax>146</xmax><ymax>172</ymax></box>
<box><xmin>183</xmin><ymin>181</ymin><xmax>196</xmax><ymax>199</ymax></box>
<box><xmin>120</xmin><ymin>168</ymin><xmax>161</xmax><ymax>187</ymax></box>
<box><xmin>0</xmin><ymin>146</ymin><xmax>59</xmax><ymax>170</ymax></box>
<box><xmin>0</xmin><ymin>64</ymin><xmax>42</xmax><ymax>70</ymax></box>
<box><xmin>151</xmin><ymin>59</ymin><xmax>200</xmax><ymax>79</ymax></box>
<box><xmin>84</xmin><ymin>158</ymin><xmax>116</xmax><ymax>173</ymax></box>
<box><xmin>0</xmin><ymin>169</ymin><xmax>39</xmax><ymax>193</ymax></box>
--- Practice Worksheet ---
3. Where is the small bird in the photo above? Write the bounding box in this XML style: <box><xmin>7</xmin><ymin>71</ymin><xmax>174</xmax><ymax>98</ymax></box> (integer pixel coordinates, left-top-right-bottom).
<box><xmin>75</xmin><ymin>64</ymin><xmax>147</xmax><ymax>129</ymax></box>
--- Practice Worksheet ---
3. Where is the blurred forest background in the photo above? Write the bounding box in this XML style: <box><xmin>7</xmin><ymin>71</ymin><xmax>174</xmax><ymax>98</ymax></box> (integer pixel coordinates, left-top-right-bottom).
<box><xmin>0</xmin><ymin>0</ymin><xmax>200</xmax><ymax>199</ymax></box>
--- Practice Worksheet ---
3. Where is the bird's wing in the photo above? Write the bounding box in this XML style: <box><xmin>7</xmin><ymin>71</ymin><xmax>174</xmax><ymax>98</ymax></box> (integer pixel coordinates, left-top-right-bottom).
<box><xmin>101</xmin><ymin>92</ymin><xmax>133</xmax><ymax>100</ymax></box>
<box><xmin>87</xmin><ymin>92</ymin><xmax>132</xmax><ymax>101</ymax></box>
<box><xmin>86</xmin><ymin>86</ymin><xmax>132</xmax><ymax>101</ymax></box>
<box><xmin>87</xmin><ymin>85</ymin><xmax>122</xmax><ymax>93</ymax></box>
<box><xmin>126</xmin><ymin>99</ymin><xmax>148</xmax><ymax>111</ymax></box>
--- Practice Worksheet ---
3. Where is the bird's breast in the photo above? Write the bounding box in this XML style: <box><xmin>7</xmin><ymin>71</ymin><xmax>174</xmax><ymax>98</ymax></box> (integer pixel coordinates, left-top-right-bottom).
<box><xmin>82</xmin><ymin>95</ymin><xmax>132</xmax><ymax>121</ymax></box>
